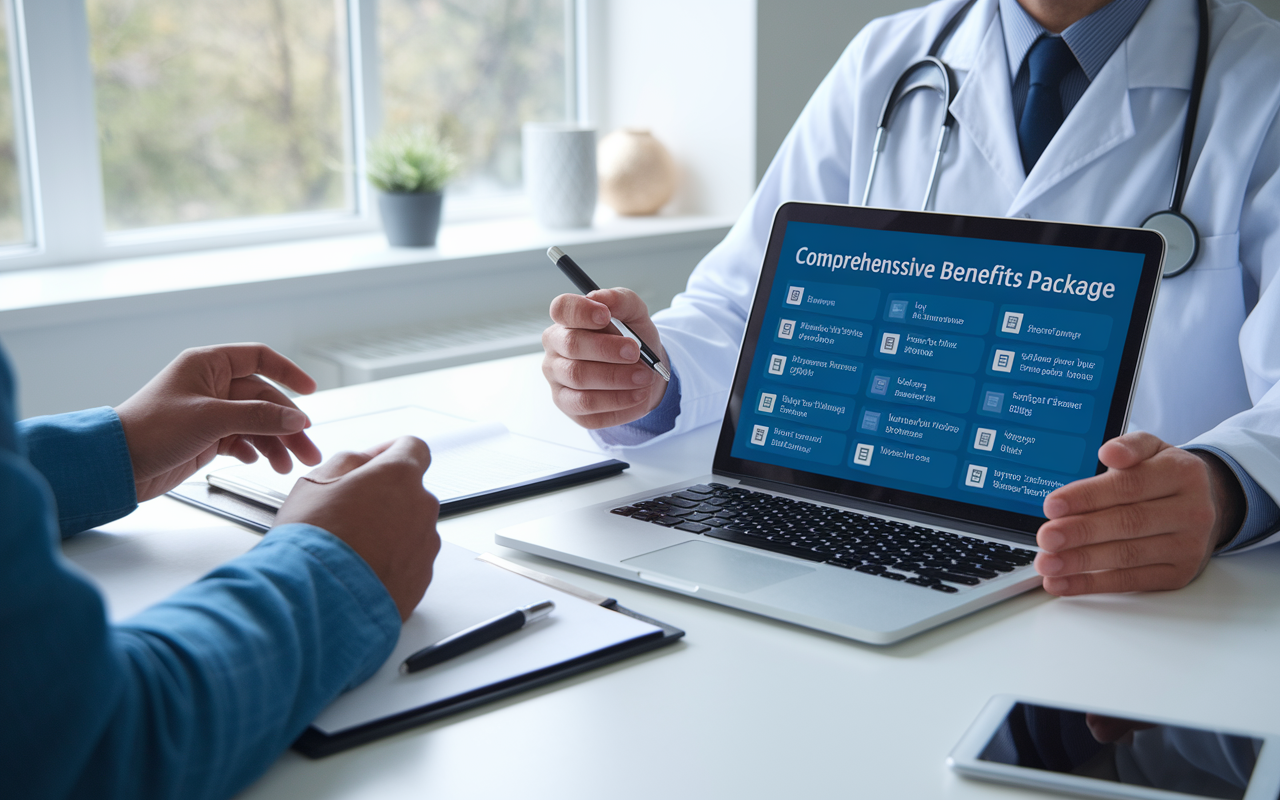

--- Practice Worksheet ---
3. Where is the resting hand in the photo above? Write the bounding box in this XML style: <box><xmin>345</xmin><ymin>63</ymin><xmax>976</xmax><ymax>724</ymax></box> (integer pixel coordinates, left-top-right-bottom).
<box><xmin>275</xmin><ymin>436</ymin><xmax>440</xmax><ymax>620</ymax></box>
<box><xmin>541</xmin><ymin>288</ymin><xmax>670</xmax><ymax>429</ymax></box>
<box><xmin>1034</xmin><ymin>432</ymin><xmax>1244</xmax><ymax>595</ymax></box>
<box><xmin>115</xmin><ymin>344</ymin><xmax>322</xmax><ymax>502</ymax></box>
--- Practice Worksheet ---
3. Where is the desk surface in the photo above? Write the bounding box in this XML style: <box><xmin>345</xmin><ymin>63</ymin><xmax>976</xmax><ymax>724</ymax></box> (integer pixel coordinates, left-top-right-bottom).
<box><xmin>64</xmin><ymin>353</ymin><xmax>1280</xmax><ymax>800</ymax></box>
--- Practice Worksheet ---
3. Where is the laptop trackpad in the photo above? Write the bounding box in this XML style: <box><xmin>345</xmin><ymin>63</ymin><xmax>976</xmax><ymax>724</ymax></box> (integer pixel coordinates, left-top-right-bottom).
<box><xmin>622</xmin><ymin>541</ymin><xmax>814</xmax><ymax>594</ymax></box>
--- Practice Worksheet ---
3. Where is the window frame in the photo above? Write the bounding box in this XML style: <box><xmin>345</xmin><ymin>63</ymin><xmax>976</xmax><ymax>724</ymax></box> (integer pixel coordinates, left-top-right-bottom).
<box><xmin>2</xmin><ymin>0</ymin><xmax>580</xmax><ymax>273</ymax></box>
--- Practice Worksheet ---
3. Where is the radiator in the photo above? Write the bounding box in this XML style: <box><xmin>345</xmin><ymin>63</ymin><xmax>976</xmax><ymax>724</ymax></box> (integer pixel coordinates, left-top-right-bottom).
<box><xmin>301</xmin><ymin>311</ymin><xmax>550</xmax><ymax>387</ymax></box>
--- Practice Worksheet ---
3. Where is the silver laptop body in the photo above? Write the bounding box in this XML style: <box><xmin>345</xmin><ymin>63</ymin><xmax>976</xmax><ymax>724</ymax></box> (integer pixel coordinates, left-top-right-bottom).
<box><xmin>499</xmin><ymin>203</ymin><xmax>1165</xmax><ymax>644</ymax></box>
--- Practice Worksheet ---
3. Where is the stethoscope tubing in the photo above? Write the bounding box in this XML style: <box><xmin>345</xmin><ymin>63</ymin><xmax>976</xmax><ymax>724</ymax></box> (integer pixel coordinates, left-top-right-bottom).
<box><xmin>863</xmin><ymin>0</ymin><xmax>1208</xmax><ymax>277</ymax></box>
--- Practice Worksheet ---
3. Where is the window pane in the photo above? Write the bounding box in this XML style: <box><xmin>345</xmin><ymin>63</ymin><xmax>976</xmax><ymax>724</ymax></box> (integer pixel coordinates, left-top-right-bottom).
<box><xmin>0</xmin><ymin>1</ymin><xmax>27</xmax><ymax>245</ymax></box>
<box><xmin>380</xmin><ymin>0</ymin><xmax>567</xmax><ymax>198</ymax></box>
<box><xmin>88</xmin><ymin>0</ymin><xmax>352</xmax><ymax>232</ymax></box>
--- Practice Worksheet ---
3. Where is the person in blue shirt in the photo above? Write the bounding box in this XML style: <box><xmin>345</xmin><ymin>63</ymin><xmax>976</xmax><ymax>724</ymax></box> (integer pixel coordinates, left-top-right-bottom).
<box><xmin>0</xmin><ymin>341</ymin><xmax>440</xmax><ymax>799</ymax></box>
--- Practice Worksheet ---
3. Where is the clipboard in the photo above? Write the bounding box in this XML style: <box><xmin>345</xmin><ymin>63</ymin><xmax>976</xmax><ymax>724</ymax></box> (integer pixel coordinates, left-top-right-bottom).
<box><xmin>291</xmin><ymin>551</ymin><xmax>685</xmax><ymax>759</ymax></box>
<box><xmin>167</xmin><ymin>454</ymin><xmax>628</xmax><ymax>532</ymax></box>
<box><xmin>168</xmin><ymin>407</ymin><xmax>628</xmax><ymax>526</ymax></box>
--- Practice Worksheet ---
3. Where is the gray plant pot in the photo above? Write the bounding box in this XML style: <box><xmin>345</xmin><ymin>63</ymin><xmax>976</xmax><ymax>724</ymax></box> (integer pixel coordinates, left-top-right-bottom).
<box><xmin>377</xmin><ymin>190</ymin><xmax>444</xmax><ymax>247</ymax></box>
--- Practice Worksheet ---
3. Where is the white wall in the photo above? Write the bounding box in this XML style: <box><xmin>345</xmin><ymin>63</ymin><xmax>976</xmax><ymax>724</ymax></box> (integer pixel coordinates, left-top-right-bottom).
<box><xmin>595</xmin><ymin>0</ymin><xmax>758</xmax><ymax>218</ymax></box>
<box><xmin>755</xmin><ymin>0</ymin><xmax>924</xmax><ymax>181</ymax></box>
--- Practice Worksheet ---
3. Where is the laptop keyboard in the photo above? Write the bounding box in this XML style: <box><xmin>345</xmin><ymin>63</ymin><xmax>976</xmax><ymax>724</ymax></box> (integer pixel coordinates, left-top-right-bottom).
<box><xmin>610</xmin><ymin>483</ymin><xmax>1037</xmax><ymax>594</ymax></box>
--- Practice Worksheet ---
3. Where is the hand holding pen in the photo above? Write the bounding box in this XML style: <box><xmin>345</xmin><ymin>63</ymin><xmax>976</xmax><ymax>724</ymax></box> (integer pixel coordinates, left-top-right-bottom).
<box><xmin>541</xmin><ymin>246</ymin><xmax>674</xmax><ymax>430</ymax></box>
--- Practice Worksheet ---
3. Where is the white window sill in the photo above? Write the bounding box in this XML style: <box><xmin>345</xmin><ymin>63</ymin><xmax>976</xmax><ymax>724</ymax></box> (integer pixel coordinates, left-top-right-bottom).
<box><xmin>0</xmin><ymin>212</ymin><xmax>734</xmax><ymax>332</ymax></box>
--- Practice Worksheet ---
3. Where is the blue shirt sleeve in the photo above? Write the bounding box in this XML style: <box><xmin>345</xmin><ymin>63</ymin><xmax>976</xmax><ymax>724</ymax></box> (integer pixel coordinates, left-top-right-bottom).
<box><xmin>0</xmin><ymin>344</ymin><xmax>402</xmax><ymax>799</ymax></box>
<box><xmin>18</xmin><ymin>407</ymin><xmax>138</xmax><ymax>538</ymax></box>
<box><xmin>1184</xmin><ymin>445</ymin><xmax>1280</xmax><ymax>552</ymax></box>
<box><xmin>593</xmin><ymin>366</ymin><xmax>684</xmax><ymax>447</ymax></box>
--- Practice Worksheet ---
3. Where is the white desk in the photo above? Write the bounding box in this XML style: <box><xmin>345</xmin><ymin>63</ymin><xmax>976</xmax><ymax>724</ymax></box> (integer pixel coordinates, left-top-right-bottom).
<box><xmin>63</xmin><ymin>352</ymin><xmax>1280</xmax><ymax>800</ymax></box>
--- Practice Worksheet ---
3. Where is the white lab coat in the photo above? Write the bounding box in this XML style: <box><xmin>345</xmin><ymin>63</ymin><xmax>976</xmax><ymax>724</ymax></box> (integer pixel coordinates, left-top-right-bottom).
<box><xmin>647</xmin><ymin>0</ymin><xmax>1280</xmax><ymax>549</ymax></box>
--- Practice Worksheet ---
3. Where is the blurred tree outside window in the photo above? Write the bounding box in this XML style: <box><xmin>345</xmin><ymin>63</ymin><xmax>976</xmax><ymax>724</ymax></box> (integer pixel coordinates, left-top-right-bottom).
<box><xmin>0</xmin><ymin>1</ymin><xmax>27</xmax><ymax>245</ymax></box>
<box><xmin>88</xmin><ymin>0</ymin><xmax>352</xmax><ymax>232</ymax></box>
<box><xmin>379</xmin><ymin>0</ymin><xmax>567</xmax><ymax>200</ymax></box>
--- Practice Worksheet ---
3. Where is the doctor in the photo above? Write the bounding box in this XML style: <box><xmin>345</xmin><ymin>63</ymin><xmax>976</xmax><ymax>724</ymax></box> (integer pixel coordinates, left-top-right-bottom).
<box><xmin>541</xmin><ymin>0</ymin><xmax>1280</xmax><ymax>595</ymax></box>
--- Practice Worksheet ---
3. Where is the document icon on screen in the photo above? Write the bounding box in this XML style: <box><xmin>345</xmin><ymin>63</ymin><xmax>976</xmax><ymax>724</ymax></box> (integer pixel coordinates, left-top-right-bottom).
<box><xmin>751</xmin><ymin>425</ymin><xmax>770</xmax><ymax>446</ymax></box>
<box><xmin>758</xmin><ymin>392</ymin><xmax>776</xmax><ymax>413</ymax></box>
<box><xmin>880</xmin><ymin>332</ymin><xmax>900</xmax><ymax>355</ymax></box>
<box><xmin>852</xmin><ymin>443</ymin><xmax>874</xmax><ymax>466</ymax></box>
<box><xmin>860</xmin><ymin>410</ymin><xmax>881</xmax><ymax>432</ymax></box>
<box><xmin>777</xmin><ymin>319</ymin><xmax>795</xmax><ymax>340</ymax></box>
<box><xmin>1002</xmin><ymin>311</ymin><xmax>1024</xmax><ymax>334</ymax></box>
<box><xmin>786</xmin><ymin>286</ymin><xmax>805</xmax><ymax>305</ymax></box>
<box><xmin>870</xmin><ymin>375</ymin><xmax>890</xmax><ymax>396</ymax></box>
<box><xmin>768</xmin><ymin>355</ymin><xmax>787</xmax><ymax>375</ymax></box>
<box><xmin>964</xmin><ymin>464</ymin><xmax>988</xmax><ymax>488</ymax></box>
<box><xmin>974</xmin><ymin>428</ymin><xmax>996</xmax><ymax>451</ymax></box>
<box><xmin>888</xmin><ymin>299</ymin><xmax>909</xmax><ymax>319</ymax></box>
<box><xmin>982</xmin><ymin>391</ymin><xmax>1004</xmax><ymax>413</ymax></box>
<box><xmin>993</xmin><ymin>349</ymin><xmax>1015</xmax><ymax>372</ymax></box>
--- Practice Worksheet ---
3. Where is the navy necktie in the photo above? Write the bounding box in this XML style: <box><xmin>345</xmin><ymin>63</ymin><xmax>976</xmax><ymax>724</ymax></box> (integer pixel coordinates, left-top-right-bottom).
<box><xmin>1018</xmin><ymin>35</ymin><xmax>1077</xmax><ymax>173</ymax></box>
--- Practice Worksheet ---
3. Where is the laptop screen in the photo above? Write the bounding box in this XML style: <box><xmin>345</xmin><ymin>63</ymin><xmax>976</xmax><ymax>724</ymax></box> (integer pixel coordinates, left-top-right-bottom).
<box><xmin>715</xmin><ymin>203</ymin><xmax>1164</xmax><ymax>536</ymax></box>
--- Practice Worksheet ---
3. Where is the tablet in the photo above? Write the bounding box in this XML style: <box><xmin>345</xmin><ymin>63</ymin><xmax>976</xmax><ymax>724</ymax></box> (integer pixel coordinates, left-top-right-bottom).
<box><xmin>949</xmin><ymin>695</ymin><xmax>1280</xmax><ymax>800</ymax></box>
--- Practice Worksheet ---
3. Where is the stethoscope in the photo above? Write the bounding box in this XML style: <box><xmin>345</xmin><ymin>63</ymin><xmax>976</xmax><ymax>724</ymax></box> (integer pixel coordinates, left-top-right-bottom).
<box><xmin>862</xmin><ymin>0</ymin><xmax>1209</xmax><ymax>277</ymax></box>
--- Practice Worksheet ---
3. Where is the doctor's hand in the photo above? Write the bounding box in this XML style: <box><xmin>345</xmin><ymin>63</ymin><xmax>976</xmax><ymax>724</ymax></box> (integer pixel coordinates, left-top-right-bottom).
<box><xmin>115</xmin><ymin>344</ymin><xmax>322</xmax><ymax>502</ymax></box>
<box><xmin>542</xmin><ymin>288</ymin><xmax>671</xmax><ymax>429</ymax></box>
<box><xmin>1034</xmin><ymin>432</ymin><xmax>1245</xmax><ymax>595</ymax></box>
<box><xmin>275</xmin><ymin>436</ymin><xmax>440</xmax><ymax>621</ymax></box>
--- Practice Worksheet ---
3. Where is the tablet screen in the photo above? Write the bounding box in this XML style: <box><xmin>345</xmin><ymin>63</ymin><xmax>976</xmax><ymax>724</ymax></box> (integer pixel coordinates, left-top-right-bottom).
<box><xmin>978</xmin><ymin>701</ymin><xmax>1260</xmax><ymax>799</ymax></box>
<box><xmin>716</xmin><ymin>204</ymin><xmax>1163</xmax><ymax>535</ymax></box>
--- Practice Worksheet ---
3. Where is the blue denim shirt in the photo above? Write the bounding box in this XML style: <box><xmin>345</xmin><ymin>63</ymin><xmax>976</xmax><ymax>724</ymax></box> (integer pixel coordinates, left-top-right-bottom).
<box><xmin>0</xmin><ymin>344</ymin><xmax>401</xmax><ymax>799</ymax></box>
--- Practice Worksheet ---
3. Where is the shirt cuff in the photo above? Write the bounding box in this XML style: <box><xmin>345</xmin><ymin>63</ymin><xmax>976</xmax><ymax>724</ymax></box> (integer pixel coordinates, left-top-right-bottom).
<box><xmin>591</xmin><ymin>367</ymin><xmax>683</xmax><ymax>448</ymax></box>
<box><xmin>17</xmin><ymin>407</ymin><xmax>138</xmax><ymax>537</ymax></box>
<box><xmin>258</xmin><ymin>523</ymin><xmax>403</xmax><ymax>681</ymax></box>
<box><xmin>1184</xmin><ymin>444</ymin><xmax>1280</xmax><ymax>552</ymax></box>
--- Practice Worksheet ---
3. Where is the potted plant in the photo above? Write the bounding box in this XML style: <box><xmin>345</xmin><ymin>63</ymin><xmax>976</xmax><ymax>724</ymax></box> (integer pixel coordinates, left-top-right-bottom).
<box><xmin>367</xmin><ymin>128</ymin><xmax>460</xmax><ymax>247</ymax></box>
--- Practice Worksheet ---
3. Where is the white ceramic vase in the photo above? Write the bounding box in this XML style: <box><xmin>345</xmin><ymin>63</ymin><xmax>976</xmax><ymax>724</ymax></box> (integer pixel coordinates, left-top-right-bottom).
<box><xmin>597</xmin><ymin>128</ymin><xmax>677</xmax><ymax>215</ymax></box>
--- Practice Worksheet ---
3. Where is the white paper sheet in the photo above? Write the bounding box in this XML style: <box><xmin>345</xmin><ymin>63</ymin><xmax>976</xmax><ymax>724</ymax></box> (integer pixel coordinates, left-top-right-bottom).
<box><xmin>209</xmin><ymin>406</ymin><xmax>611</xmax><ymax>504</ymax></box>
<box><xmin>65</xmin><ymin>527</ymin><xmax>663</xmax><ymax>736</ymax></box>
<box><xmin>311</xmin><ymin>542</ymin><xmax>662</xmax><ymax>734</ymax></box>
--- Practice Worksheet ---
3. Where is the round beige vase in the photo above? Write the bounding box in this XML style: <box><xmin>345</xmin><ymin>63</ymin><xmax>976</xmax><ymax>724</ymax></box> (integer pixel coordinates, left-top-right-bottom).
<box><xmin>597</xmin><ymin>128</ymin><xmax>678</xmax><ymax>215</ymax></box>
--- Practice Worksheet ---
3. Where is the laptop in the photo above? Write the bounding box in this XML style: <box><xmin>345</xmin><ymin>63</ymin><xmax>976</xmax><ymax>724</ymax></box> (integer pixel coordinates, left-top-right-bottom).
<box><xmin>497</xmin><ymin>202</ymin><xmax>1165</xmax><ymax>644</ymax></box>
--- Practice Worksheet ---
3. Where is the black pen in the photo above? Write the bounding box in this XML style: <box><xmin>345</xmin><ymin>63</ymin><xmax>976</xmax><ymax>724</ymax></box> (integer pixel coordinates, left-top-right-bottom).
<box><xmin>400</xmin><ymin>601</ymin><xmax>555</xmax><ymax>674</ymax></box>
<box><xmin>546</xmin><ymin>246</ymin><xmax>672</xmax><ymax>382</ymax></box>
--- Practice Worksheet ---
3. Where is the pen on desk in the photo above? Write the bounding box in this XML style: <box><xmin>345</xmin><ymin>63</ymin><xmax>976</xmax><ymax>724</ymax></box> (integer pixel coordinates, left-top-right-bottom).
<box><xmin>546</xmin><ymin>245</ymin><xmax>671</xmax><ymax>382</ymax></box>
<box><xmin>400</xmin><ymin>600</ymin><xmax>555</xmax><ymax>675</ymax></box>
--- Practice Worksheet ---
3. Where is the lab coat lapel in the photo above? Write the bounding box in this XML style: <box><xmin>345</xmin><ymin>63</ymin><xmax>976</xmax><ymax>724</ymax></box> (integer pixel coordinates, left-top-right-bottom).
<box><xmin>1008</xmin><ymin>0</ymin><xmax>1197</xmax><ymax>215</ymax></box>
<box><xmin>947</xmin><ymin>7</ymin><xmax>1025</xmax><ymax>202</ymax></box>
<box><xmin>1009</xmin><ymin>46</ymin><xmax>1136</xmax><ymax>213</ymax></box>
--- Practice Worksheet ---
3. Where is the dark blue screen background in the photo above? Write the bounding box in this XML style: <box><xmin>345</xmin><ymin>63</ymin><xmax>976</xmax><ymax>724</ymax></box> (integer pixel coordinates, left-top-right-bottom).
<box><xmin>730</xmin><ymin>221</ymin><xmax>1146</xmax><ymax>517</ymax></box>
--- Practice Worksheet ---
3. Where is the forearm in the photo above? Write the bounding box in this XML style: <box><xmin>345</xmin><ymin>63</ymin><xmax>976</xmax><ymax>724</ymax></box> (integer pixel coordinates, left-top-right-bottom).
<box><xmin>1186</xmin><ymin>449</ymin><xmax>1247</xmax><ymax>549</ymax></box>
<box><xmin>3</xmin><ymin>495</ymin><xmax>399</xmax><ymax>800</ymax></box>
<box><xmin>1185</xmin><ymin>445</ymin><xmax>1280</xmax><ymax>552</ymax></box>
<box><xmin>77</xmin><ymin>525</ymin><xmax>400</xmax><ymax>800</ymax></box>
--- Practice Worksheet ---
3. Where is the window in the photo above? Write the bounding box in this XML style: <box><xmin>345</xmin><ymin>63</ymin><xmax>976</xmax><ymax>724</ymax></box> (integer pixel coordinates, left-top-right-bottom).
<box><xmin>3</xmin><ymin>0</ymin><xmax>578</xmax><ymax>271</ymax></box>
<box><xmin>0</xmin><ymin>0</ymin><xmax>30</xmax><ymax>247</ymax></box>
<box><xmin>88</xmin><ymin>0</ymin><xmax>353</xmax><ymax>231</ymax></box>
<box><xmin>379</xmin><ymin>0</ymin><xmax>567</xmax><ymax>200</ymax></box>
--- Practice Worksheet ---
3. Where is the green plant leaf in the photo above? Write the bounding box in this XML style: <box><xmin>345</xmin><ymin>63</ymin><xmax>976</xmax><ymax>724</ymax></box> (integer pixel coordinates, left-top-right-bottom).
<box><xmin>367</xmin><ymin>127</ymin><xmax>460</xmax><ymax>193</ymax></box>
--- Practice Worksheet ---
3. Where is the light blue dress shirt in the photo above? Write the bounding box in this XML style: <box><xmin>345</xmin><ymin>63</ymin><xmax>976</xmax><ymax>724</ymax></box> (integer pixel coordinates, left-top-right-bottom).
<box><xmin>0</xmin><ymin>343</ymin><xmax>401</xmax><ymax>799</ymax></box>
<box><xmin>606</xmin><ymin>0</ymin><xmax>1279</xmax><ymax>551</ymax></box>
<box><xmin>1000</xmin><ymin>0</ymin><xmax>1153</xmax><ymax>125</ymax></box>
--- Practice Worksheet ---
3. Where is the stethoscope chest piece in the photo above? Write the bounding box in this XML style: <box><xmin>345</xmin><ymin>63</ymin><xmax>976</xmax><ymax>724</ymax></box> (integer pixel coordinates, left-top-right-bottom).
<box><xmin>1142</xmin><ymin>209</ymin><xmax>1199</xmax><ymax>278</ymax></box>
